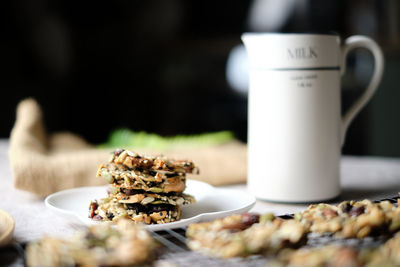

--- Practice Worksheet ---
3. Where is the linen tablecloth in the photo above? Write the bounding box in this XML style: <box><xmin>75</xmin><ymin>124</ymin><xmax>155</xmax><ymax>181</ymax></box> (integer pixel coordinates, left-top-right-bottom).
<box><xmin>1</xmin><ymin>138</ymin><xmax>400</xmax><ymax>245</ymax></box>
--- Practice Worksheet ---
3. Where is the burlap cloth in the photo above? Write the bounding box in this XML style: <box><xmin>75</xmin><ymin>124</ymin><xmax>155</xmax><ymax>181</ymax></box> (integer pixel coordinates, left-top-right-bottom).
<box><xmin>9</xmin><ymin>99</ymin><xmax>247</xmax><ymax>196</ymax></box>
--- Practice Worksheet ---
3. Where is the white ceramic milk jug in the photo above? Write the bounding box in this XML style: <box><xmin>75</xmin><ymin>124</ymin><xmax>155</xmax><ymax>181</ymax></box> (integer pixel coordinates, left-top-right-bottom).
<box><xmin>242</xmin><ymin>33</ymin><xmax>384</xmax><ymax>202</ymax></box>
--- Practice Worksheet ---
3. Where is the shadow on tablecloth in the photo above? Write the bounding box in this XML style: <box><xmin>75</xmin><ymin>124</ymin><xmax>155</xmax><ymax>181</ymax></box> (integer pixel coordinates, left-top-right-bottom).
<box><xmin>339</xmin><ymin>184</ymin><xmax>400</xmax><ymax>202</ymax></box>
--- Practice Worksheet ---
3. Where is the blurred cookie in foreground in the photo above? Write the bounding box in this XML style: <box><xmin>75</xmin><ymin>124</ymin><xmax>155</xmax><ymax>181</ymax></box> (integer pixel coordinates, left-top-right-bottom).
<box><xmin>274</xmin><ymin>245</ymin><xmax>360</xmax><ymax>267</ymax></box>
<box><xmin>186</xmin><ymin>213</ymin><xmax>307</xmax><ymax>258</ymax></box>
<box><xmin>26</xmin><ymin>219</ymin><xmax>158</xmax><ymax>267</ymax></box>
<box><xmin>295</xmin><ymin>199</ymin><xmax>400</xmax><ymax>238</ymax></box>
<box><xmin>275</xmin><ymin>231</ymin><xmax>400</xmax><ymax>267</ymax></box>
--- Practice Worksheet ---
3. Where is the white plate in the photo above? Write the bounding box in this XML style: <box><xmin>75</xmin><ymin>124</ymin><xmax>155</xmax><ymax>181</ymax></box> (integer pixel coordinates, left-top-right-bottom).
<box><xmin>45</xmin><ymin>180</ymin><xmax>256</xmax><ymax>231</ymax></box>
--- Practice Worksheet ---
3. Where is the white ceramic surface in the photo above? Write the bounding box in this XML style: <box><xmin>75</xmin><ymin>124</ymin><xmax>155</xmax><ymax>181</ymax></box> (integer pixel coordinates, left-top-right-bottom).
<box><xmin>242</xmin><ymin>33</ymin><xmax>384</xmax><ymax>202</ymax></box>
<box><xmin>45</xmin><ymin>180</ymin><xmax>256</xmax><ymax>231</ymax></box>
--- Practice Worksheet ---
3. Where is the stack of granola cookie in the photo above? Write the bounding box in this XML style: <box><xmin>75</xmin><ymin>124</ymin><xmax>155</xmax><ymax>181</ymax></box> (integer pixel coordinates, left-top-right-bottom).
<box><xmin>89</xmin><ymin>149</ymin><xmax>197</xmax><ymax>224</ymax></box>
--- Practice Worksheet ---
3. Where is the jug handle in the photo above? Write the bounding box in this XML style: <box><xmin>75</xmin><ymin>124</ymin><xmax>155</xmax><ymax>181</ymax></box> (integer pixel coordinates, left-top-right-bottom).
<box><xmin>340</xmin><ymin>36</ymin><xmax>384</xmax><ymax>146</ymax></box>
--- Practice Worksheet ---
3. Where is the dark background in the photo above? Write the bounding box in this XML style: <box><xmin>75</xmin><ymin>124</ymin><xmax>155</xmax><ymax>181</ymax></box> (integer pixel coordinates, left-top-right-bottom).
<box><xmin>1</xmin><ymin>0</ymin><xmax>400</xmax><ymax>156</ymax></box>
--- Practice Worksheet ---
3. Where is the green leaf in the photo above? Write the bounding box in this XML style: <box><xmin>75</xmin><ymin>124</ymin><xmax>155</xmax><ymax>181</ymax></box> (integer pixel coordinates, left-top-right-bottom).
<box><xmin>98</xmin><ymin>128</ymin><xmax>235</xmax><ymax>150</ymax></box>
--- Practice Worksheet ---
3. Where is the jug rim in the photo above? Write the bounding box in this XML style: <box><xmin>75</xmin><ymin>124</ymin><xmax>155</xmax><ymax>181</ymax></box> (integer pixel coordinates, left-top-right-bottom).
<box><xmin>242</xmin><ymin>31</ymin><xmax>339</xmax><ymax>37</ymax></box>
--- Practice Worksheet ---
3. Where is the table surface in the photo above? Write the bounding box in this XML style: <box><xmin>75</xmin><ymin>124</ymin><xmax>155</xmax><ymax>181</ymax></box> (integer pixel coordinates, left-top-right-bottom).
<box><xmin>2</xmin><ymin>139</ymin><xmax>400</xmax><ymax>244</ymax></box>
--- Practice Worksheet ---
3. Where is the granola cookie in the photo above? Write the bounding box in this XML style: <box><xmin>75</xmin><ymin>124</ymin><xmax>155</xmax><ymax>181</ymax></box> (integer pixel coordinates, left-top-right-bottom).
<box><xmin>186</xmin><ymin>213</ymin><xmax>306</xmax><ymax>258</ymax></box>
<box><xmin>276</xmin><ymin>245</ymin><xmax>360</xmax><ymax>267</ymax></box>
<box><xmin>97</xmin><ymin>163</ymin><xmax>187</xmax><ymax>193</ymax></box>
<box><xmin>26</xmin><ymin>219</ymin><xmax>158</xmax><ymax>267</ymax></box>
<box><xmin>360</xmin><ymin>231</ymin><xmax>400</xmax><ymax>266</ymax></box>
<box><xmin>110</xmin><ymin>149</ymin><xmax>198</xmax><ymax>174</ymax></box>
<box><xmin>89</xmin><ymin>198</ymin><xmax>182</xmax><ymax>224</ymax></box>
<box><xmin>276</xmin><ymin>231</ymin><xmax>400</xmax><ymax>267</ymax></box>
<box><xmin>295</xmin><ymin>200</ymin><xmax>400</xmax><ymax>238</ymax></box>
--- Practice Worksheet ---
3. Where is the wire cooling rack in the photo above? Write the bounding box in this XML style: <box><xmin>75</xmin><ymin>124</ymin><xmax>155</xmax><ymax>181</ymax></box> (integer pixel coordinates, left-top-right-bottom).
<box><xmin>4</xmin><ymin>195</ymin><xmax>400</xmax><ymax>267</ymax></box>
<box><xmin>151</xmin><ymin>228</ymin><xmax>271</xmax><ymax>267</ymax></box>
<box><xmin>151</xmin><ymin>195</ymin><xmax>400</xmax><ymax>267</ymax></box>
<box><xmin>150</xmin><ymin>224</ymin><xmax>387</xmax><ymax>267</ymax></box>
